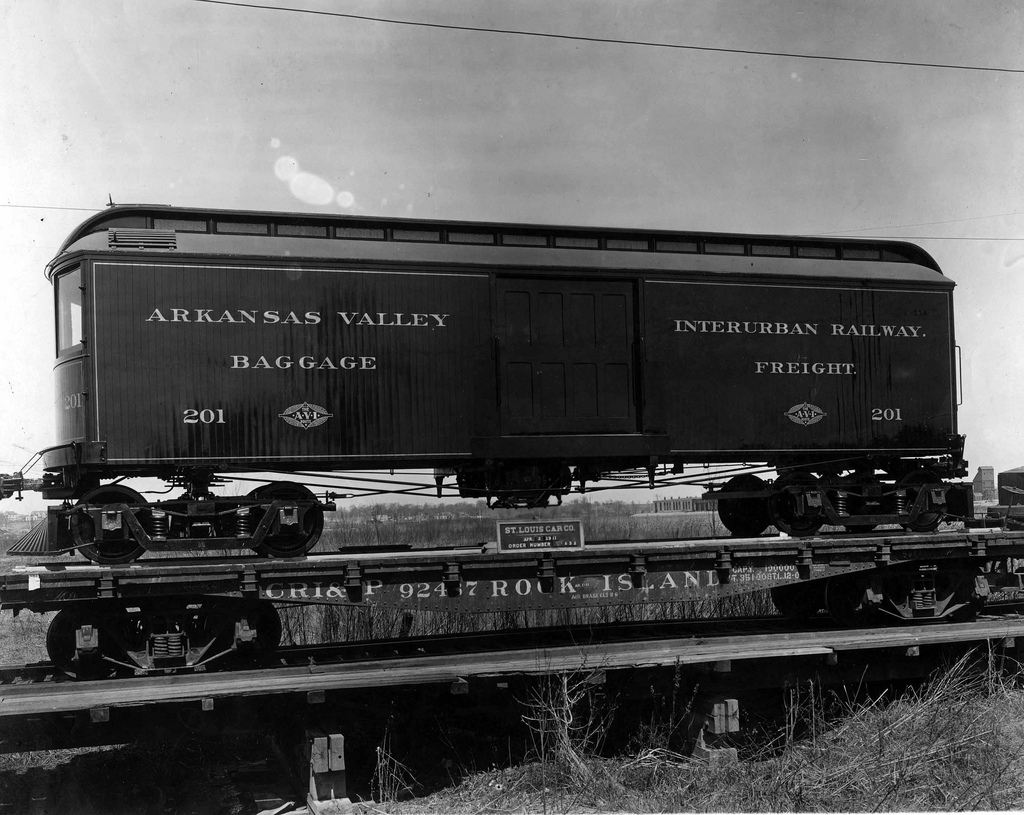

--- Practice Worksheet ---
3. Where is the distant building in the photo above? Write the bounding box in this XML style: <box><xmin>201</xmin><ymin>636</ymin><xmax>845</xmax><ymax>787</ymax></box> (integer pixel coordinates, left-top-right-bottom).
<box><xmin>0</xmin><ymin>510</ymin><xmax>38</xmax><ymax>534</ymax></box>
<box><xmin>999</xmin><ymin>467</ymin><xmax>1024</xmax><ymax>506</ymax></box>
<box><xmin>973</xmin><ymin>466</ymin><xmax>997</xmax><ymax>501</ymax></box>
<box><xmin>652</xmin><ymin>497</ymin><xmax>716</xmax><ymax>514</ymax></box>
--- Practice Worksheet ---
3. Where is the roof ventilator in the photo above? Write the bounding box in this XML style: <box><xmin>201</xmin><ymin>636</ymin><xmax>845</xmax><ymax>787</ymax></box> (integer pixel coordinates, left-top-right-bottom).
<box><xmin>107</xmin><ymin>228</ymin><xmax>177</xmax><ymax>250</ymax></box>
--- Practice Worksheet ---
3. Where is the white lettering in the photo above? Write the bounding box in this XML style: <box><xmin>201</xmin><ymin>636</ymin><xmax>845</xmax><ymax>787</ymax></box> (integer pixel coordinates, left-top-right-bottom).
<box><xmin>675</xmin><ymin>320</ymin><xmax>819</xmax><ymax>335</ymax></box>
<box><xmin>336</xmin><ymin>311</ymin><xmax>450</xmax><ymax>328</ymax></box>
<box><xmin>755</xmin><ymin>360</ymin><xmax>856</xmax><ymax>375</ymax></box>
<box><xmin>230</xmin><ymin>355</ymin><xmax>377</xmax><ymax>371</ymax></box>
<box><xmin>325</xmin><ymin>582</ymin><xmax>345</xmax><ymax>599</ymax></box>
<box><xmin>832</xmin><ymin>324</ymin><xmax>924</xmax><ymax>338</ymax></box>
<box><xmin>147</xmin><ymin>309</ymin><xmax>321</xmax><ymax>324</ymax></box>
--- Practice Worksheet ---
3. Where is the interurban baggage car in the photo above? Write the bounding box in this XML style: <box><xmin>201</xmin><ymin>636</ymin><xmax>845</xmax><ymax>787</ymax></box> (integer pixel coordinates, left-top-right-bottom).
<box><xmin>2</xmin><ymin>205</ymin><xmax>968</xmax><ymax>562</ymax></box>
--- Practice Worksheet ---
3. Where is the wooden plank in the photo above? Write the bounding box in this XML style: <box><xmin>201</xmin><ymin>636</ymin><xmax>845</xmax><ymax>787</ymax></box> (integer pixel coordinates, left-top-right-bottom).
<box><xmin>3</xmin><ymin>617</ymin><xmax>1023</xmax><ymax>718</ymax></box>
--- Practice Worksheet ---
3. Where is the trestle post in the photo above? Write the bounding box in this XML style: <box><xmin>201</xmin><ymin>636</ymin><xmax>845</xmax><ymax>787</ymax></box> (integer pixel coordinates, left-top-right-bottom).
<box><xmin>305</xmin><ymin>728</ymin><xmax>350</xmax><ymax>814</ymax></box>
<box><xmin>707</xmin><ymin>698</ymin><xmax>740</xmax><ymax>735</ymax></box>
<box><xmin>274</xmin><ymin>723</ymin><xmax>351</xmax><ymax>814</ymax></box>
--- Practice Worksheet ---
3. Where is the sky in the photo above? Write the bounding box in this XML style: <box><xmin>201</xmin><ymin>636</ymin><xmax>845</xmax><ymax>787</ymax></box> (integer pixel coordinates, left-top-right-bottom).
<box><xmin>1</xmin><ymin>0</ymin><xmax>1022</xmax><ymax>512</ymax></box>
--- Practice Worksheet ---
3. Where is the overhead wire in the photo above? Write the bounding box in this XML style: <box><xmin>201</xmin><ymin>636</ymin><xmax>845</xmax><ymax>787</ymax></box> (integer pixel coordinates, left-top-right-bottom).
<box><xmin>191</xmin><ymin>0</ymin><xmax>1024</xmax><ymax>75</ymax></box>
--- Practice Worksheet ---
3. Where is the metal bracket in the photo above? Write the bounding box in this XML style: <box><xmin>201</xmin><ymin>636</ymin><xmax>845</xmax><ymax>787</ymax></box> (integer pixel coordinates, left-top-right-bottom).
<box><xmin>537</xmin><ymin>555</ymin><xmax>556</xmax><ymax>592</ymax></box>
<box><xmin>715</xmin><ymin>550</ymin><xmax>732</xmax><ymax>584</ymax></box>
<box><xmin>628</xmin><ymin>554</ymin><xmax>648</xmax><ymax>589</ymax></box>
<box><xmin>76</xmin><ymin>624</ymin><xmax>99</xmax><ymax>655</ymax></box>
<box><xmin>443</xmin><ymin>561</ymin><xmax>462</xmax><ymax>596</ymax></box>
<box><xmin>241</xmin><ymin>564</ymin><xmax>257</xmax><ymax>595</ymax></box>
<box><xmin>343</xmin><ymin>564</ymin><xmax>362</xmax><ymax>602</ymax></box>
<box><xmin>97</xmin><ymin>574</ymin><xmax>116</xmax><ymax>599</ymax></box>
<box><xmin>797</xmin><ymin>546</ymin><xmax>813</xmax><ymax>580</ymax></box>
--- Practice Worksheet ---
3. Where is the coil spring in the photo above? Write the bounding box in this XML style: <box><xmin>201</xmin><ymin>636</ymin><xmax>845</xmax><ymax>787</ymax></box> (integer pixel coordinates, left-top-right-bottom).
<box><xmin>151</xmin><ymin>632</ymin><xmax>186</xmax><ymax>658</ymax></box>
<box><xmin>911</xmin><ymin>580</ymin><xmax>936</xmax><ymax>609</ymax></box>
<box><xmin>236</xmin><ymin>508</ymin><xmax>256</xmax><ymax>538</ymax></box>
<box><xmin>149</xmin><ymin>510</ymin><xmax>169</xmax><ymax>539</ymax></box>
<box><xmin>833</xmin><ymin>491</ymin><xmax>849</xmax><ymax>517</ymax></box>
<box><xmin>896</xmin><ymin>490</ymin><xmax>909</xmax><ymax>515</ymax></box>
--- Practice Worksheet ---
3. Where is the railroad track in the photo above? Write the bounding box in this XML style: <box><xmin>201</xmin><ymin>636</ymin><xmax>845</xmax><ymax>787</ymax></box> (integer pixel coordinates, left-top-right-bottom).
<box><xmin>3</xmin><ymin>614</ymin><xmax>1023</xmax><ymax>720</ymax></box>
<box><xmin>2</xmin><ymin>610</ymin><xmax>1019</xmax><ymax>692</ymax></box>
<box><xmin>0</xmin><ymin>614</ymin><xmax>820</xmax><ymax>685</ymax></box>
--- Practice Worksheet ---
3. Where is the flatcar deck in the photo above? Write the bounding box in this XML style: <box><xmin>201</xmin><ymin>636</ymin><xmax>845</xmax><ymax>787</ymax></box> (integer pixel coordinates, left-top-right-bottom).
<box><xmin>3</xmin><ymin>528</ymin><xmax>1023</xmax><ymax>613</ymax></box>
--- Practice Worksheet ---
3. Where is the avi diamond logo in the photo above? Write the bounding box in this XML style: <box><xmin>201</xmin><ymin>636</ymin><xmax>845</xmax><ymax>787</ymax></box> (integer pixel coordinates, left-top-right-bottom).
<box><xmin>279</xmin><ymin>402</ymin><xmax>334</xmax><ymax>430</ymax></box>
<box><xmin>785</xmin><ymin>402</ymin><xmax>827</xmax><ymax>427</ymax></box>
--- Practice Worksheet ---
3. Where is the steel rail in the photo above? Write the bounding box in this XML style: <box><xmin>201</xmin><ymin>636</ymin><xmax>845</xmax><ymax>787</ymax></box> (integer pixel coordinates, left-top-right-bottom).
<box><xmin>0</xmin><ymin>614</ymin><xmax>821</xmax><ymax>686</ymax></box>
<box><xmin>2</xmin><ymin>615</ymin><xmax>1022</xmax><ymax>718</ymax></box>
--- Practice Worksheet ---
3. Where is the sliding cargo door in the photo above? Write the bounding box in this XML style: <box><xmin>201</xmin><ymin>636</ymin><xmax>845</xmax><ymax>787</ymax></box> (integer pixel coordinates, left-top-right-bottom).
<box><xmin>497</xmin><ymin>278</ymin><xmax>637</xmax><ymax>435</ymax></box>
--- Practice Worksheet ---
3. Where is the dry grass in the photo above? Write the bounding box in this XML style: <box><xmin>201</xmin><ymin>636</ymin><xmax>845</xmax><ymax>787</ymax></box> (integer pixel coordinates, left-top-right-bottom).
<box><xmin>273</xmin><ymin>590</ymin><xmax>776</xmax><ymax>649</ymax></box>
<box><xmin>381</xmin><ymin>654</ymin><xmax>1024</xmax><ymax>813</ymax></box>
<box><xmin>317</xmin><ymin>505</ymin><xmax>723</xmax><ymax>553</ymax></box>
<box><xmin>0</xmin><ymin>736</ymin><xmax>269</xmax><ymax>814</ymax></box>
<box><xmin>0</xmin><ymin>608</ymin><xmax>51</xmax><ymax>665</ymax></box>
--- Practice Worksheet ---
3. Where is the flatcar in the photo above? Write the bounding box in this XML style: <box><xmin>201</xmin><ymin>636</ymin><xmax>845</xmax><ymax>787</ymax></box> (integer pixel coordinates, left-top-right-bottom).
<box><xmin>1</xmin><ymin>205</ymin><xmax>968</xmax><ymax>563</ymax></box>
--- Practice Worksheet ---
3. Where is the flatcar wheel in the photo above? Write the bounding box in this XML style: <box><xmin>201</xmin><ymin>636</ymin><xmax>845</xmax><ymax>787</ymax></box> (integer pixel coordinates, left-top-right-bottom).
<box><xmin>73</xmin><ymin>485</ymin><xmax>147</xmax><ymax>565</ymax></box>
<box><xmin>770</xmin><ymin>582</ymin><xmax>825</xmax><ymax>620</ymax></box>
<box><xmin>195</xmin><ymin>600</ymin><xmax>283</xmax><ymax>668</ymax></box>
<box><xmin>824</xmin><ymin>576</ymin><xmax>873</xmax><ymax>627</ymax></box>
<box><xmin>251</xmin><ymin>482</ymin><xmax>324</xmax><ymax>558</ymax></box>
<box><xmin>768</xmin><ymin>472</ymin><xmax>825</xmax><ymax>537</ymax></box>
<box><xmin>717</xmin><ymin>474</ymin><xmax>771</xmax><ymax>537</ymax></box>
<box><xmin>899</xmin><ymin>469</ymin><xmax>943</xmax><ymax>533</ymax></box>
<box><xmin>46</xmin><ymin>607</ymin><xmax>117</xmax><ymax>680</ymax></box>
<box><xmin>247</xmin><ymin>601</ymin><xmax>282</xmax><ymax>654</ymax></box>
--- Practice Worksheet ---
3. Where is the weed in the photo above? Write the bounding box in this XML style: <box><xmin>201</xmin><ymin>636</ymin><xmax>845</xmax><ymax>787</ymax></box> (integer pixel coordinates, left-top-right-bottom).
<box><xmin>371</xmin><ymin>715</ymin><xmax>417</xmax><ymax>804</ymax></box>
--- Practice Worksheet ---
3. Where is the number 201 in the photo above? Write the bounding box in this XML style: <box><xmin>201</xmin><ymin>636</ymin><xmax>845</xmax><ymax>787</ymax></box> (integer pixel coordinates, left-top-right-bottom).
<box><xmin>872</xmin><ymin>408</ymin><xmax>902</xmax><ymax>421</ymax></box>
<box><xmin>183</xmin><ymin>409</ymin><xmax>226</xmax><ymax>424</ymax></box>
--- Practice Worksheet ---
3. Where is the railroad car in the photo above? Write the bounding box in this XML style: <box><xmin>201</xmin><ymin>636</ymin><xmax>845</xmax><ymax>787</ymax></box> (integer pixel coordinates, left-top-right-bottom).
<box><xmin>2</xmin><ymin>205</ymin><xmax>968</xmax><ymax>563</ymax></box>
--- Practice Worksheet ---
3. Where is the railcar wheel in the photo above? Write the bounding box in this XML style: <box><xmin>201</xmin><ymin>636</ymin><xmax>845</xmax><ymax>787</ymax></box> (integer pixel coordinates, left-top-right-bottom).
<box><xmin>770</xmin><ymin>582</ymin><xmax>825</xmax><ymax>620</ymax></box>
<box><xmin>899</xmin><ymin>469</ymin><xmax>944</xmax><ymax>533</ymax></box>
<box><xmin>191</xmin><ymin>599</ymin><xmax>283</xmax><ymax>668</ymax></box>
<box><xmin>824</xmin><ymin>576</ymin><xmax>873</xmax><ymax>627</ymax></box>
<box><xmin>46</xmin><ymin>607</ymin><xmax>118</xmax><ymax>680</ymax></box>
<box><xmin>246</xmin><ymin>601</ymin><xmax>282</xmax><ymax>654</ymax></box>
<box><xmin>768</xmin><ymin>472</ymin><xmax>825</xmax><ymax>537</ymax></box>
<box><xmin>717</xmin><ymin>474</ymin><xmax>771</xmax><ymax>537</ymax></box>
<box><xmin>251</xmin><ymin>482</ymin><xmax>324</xmax><ymax>558</ymax></box>
<box><xmin>73</xmin><ymin>485</ymin><xmax>147</xmax><ymax>565</ymax></box>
